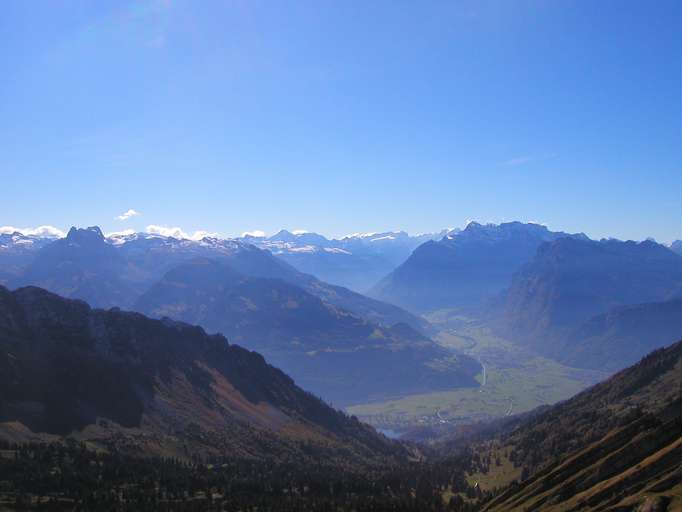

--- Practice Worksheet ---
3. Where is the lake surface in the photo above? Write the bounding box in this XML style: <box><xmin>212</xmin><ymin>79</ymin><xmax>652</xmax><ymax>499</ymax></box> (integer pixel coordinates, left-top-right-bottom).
<box><xmin>377</xmin><ymin>428</ymin><xmax>402</xmax><ymax>439</ymax></box>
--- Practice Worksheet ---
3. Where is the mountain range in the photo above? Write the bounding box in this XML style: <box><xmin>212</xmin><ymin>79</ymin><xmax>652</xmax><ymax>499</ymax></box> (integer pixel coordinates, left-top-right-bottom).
<box><xmin>8</xmin><ymin>226</ymin><xmax>428</xmax><ymax>330</ymax></box>
<box><xmin>3</xmin><ymin>220</ymin><xmax>682</xmax><ymax>510</ymax></box>
<box><xmin>7</xmin><ymin>223</ymin><xmax>682</xmax><ymax>383</ymax></box>
<box><xmin>238</xmin><ymin>228</ymin><xmax>455</xmax><ymax>292</ymax></box>
<box><xmin>1</xmin><ymin>226</ymin><xmax>479</xmax><ymax>405</ymax></box>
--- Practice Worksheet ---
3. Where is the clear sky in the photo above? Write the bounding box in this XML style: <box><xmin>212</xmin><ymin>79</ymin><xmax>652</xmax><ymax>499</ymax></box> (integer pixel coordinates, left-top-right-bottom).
<box><xmin>1</xmin><ymin>0</ymin><xmax>681</xmax><ymax>242</ymax></box>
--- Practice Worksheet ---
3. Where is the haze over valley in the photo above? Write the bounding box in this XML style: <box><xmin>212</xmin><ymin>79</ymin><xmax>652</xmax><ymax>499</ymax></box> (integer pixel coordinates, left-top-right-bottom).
<box><xmin>3</xmin><ymin>222</ymin><xmax>682</xmax><ymax>427</ymax></box>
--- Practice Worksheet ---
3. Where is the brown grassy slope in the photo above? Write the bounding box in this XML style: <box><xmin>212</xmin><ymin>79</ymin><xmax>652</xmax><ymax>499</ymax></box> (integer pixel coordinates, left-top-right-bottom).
<box><xmin>482</xmin><ymin>341</ymin><xmax>682</xmax><ymax>511</ymax></box>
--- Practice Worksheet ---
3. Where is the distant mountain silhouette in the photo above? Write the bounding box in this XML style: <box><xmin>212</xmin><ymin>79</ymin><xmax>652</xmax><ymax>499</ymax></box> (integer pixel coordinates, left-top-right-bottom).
<box><xmin>0</xmin><ymin>232</ymin><xmax>54</xmax><ymax>284</ymax></box>
<box><xmin>238</xmin><ymin>229</ymin><xmax>453</xmax><ymax>292</ymax></box>
<box><xmin>135</xmin><ymin>258</ymin><xmax>480</xmax><ymax>405</ymax></box>
<box><xmin>11</xmin><ymin>227</ymin><xmax>137</xmax><ymax>308</ymax></box>
<box><xmin>371</xmin><ymin>222</ymin><xmax>585</xmax><ymax>313</ymax></box>
<box><xmin>0</xmin><ymin>285</ymin><xmax>406</xmax><ymax>466</ymax></box>
<box><xmin>671</xmin><ymin>239</ymin><xmax>682</xmax><ymax>255</ymax></box>
<box><xmin>499</xmin><ymin>237</ymin><xmax>682</xmax><ymax>355</ymax></box>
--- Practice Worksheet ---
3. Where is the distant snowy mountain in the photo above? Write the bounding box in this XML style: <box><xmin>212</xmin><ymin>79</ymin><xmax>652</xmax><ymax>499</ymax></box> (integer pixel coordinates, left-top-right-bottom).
<box><xmin>5</xmin><ymin>226</ymin><xmax>428</xmax><ymax>331</ymax></box>
<box><xmin>1</xmin><ymin>226</ymin><xmax>458</xmax><ymax>292</ymax></box>
<box><xmin>238</xmin><ymin>228</ymin><xmax>457</xmax><ymax>291</ymax></box>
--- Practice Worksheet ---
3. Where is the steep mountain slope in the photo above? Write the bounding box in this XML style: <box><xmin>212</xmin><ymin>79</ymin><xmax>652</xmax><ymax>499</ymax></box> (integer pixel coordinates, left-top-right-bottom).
<box><xmin>671</xmin><ymin>240</ymin><xmax>682</xmax><ymax>255</ymax></box>
<box><xmin>242</xmin><ymin>229</ymin><xmax>452</xmax><ymax>292</ymax></box>
<box><xmin>372</xmin><ymin>222</ymin><xmax>584</xmax><ymax>313</ymax></box>
<box><xmin>134</xmin><ymin>259</ymin><xmax>480</xmax><ymax>405</ymax></box>
<box><xmin>480</xmin><ymin>340</ymin><xmax>682</xmax><ymax>511</ymax></box>
<box><xmin>500</xmin><ymin>237</ymin><xmax>682</xmax><ymax>355</ymax></box>
<box><xmin>0</xmin><ymin>285</ymin><xmax>406</xmax><ymax>468</ymax></box>
<box><xmin>11</xmin><ymin>227</ymin><xmax>137</xmax><ymax>309</ymax></box>
<box><xmin>560</xmin><ymin>298</ymin><xmax>682</xmax><ymax>372</ymax></box>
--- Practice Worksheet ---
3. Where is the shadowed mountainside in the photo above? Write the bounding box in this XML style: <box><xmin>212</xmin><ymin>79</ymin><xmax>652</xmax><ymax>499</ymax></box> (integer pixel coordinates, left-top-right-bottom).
<box><xmin>0</xmin><ymin>285</ymin><xmax>407</xmax><ymax>469</ymax></box>
<box><xmin>134</xmin><ymin>258</ymin><xmax>481</xmax><ymax>405</ymax></box>
<box><xmin>10</xmin><ymin>227</ymin><xmax>138</xmax><ymax>309</ymax></box>
<box><xmin>498</xmin><ymin>237</ymin><xmax>682</xmax><ymax>361</ymax></box>
<box><xmin>671</xmin><ymin>240</ymin><xmax>682</xmax><ymax>255</ymax></box>
<box><xmin>372</xmin><ymin>222</ymin><xmax>585</xmax><ymax>314</ymax></box>
<box><xmin>559</xmin><ymin>297</ymin><xmax>682</xmax><ymax>372</ymax></box>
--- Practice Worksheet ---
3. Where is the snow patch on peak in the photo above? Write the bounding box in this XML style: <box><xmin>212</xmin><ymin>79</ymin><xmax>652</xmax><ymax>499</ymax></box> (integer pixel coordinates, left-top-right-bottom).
<box><xmin>288</xmin><ymin>245</ymin><xmax>318</xmax><ymax>253</ymax></box>
<box><xmin>106</xmin><ymin>229</ymin><xmax>137</xmax><ymax>244</ymax></box>
<box><xmin>146</xmin><ymin>225</ymin><xmax>220</xmax><ymax>241</ymax></box>
<box><xmin>0</xmin><ymin>225</ymin><xmax>65</xmax><ymax>238</ymax></box>
<box><xmin>343</xmin><ymin>232</ymin><xmax>378</xmax><ymax>239</ymax></box>
<box><xmin>242</xmin><ymin>230</ymin><xmax>266</xmax><ymax>238</ymax></box>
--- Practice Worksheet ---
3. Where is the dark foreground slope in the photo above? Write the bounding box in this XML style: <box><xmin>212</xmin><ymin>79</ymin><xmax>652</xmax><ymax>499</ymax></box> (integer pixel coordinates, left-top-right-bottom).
<box><xmin>480</xmin><ymin>341</ymin><xmax>682</xmax><ymax>512</ymax></box>
<box><xmin>0</xmin><ymin>285</ymin><xmax>406</xmax><ymax>470</ymax></box>
<box><xmin>134</xmin><ymin>259</ymin><xmax>480</xmax><ymax>405</ymax></box>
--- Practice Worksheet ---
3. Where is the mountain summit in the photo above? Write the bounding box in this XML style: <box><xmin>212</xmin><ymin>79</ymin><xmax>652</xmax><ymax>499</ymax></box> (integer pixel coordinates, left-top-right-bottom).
<box><xmin>12</xmin><ymin>226</ymin><xmax>133</xmax><ymax>308</ymax></box>
<box><xmin>371</xmin><ymin>222</ymin><xmax>585</xmax><ymax>313</ymax></box>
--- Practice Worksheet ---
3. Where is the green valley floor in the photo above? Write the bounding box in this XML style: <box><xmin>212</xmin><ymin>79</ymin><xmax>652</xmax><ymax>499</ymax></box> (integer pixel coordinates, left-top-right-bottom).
<box><xmin>347</xmin><ymin>313</ymin><xmax>606</xmax><ymax>433</ymax></box>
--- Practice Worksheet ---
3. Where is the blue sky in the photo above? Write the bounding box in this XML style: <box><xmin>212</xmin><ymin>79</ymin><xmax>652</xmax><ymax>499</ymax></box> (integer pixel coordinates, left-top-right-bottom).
<box><xmin>1</xmin><ymin>0</ymin><xmax>681</xmax><ymax>242</ymax></box>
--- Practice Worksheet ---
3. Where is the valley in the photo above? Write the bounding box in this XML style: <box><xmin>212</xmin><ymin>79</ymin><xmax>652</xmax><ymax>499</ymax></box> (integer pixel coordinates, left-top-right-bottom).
<box><xmin>348</xmin><ymin>314</ymin><xmax>606</xmax><ymax>434</ymax></box>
